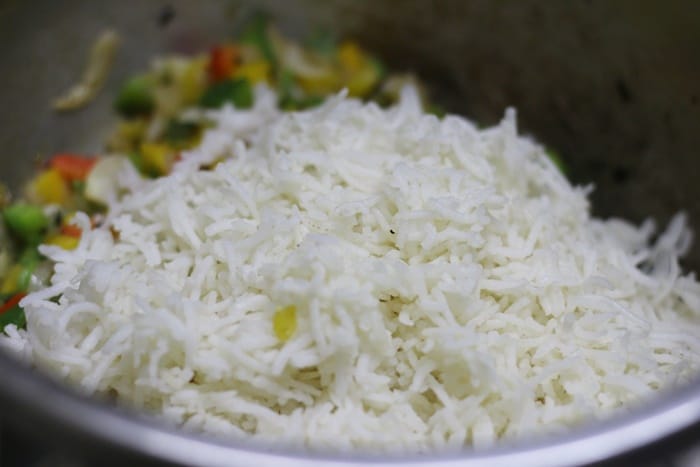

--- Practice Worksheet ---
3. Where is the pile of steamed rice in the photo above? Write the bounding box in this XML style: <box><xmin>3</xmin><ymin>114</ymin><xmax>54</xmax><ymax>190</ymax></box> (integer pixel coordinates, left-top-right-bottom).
<box><xmin>3</xmin><ymin>86</ymin><xmax>700</xmax><ymax>452</ymax></box>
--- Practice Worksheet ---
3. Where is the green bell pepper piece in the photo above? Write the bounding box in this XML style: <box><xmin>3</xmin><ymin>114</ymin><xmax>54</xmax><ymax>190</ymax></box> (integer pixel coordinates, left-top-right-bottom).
<box><xmin>199</xmin><ymin>78</ymin><xmax>253</xmax><ymax>109</ymax></box>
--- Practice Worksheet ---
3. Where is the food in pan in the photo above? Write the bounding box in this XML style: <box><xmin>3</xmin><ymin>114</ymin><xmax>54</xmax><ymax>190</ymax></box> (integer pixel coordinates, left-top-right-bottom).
<box><xmin>1</xmin><ymin>17</ymin><xmax>699</xmax><ymax>452</ymax></box>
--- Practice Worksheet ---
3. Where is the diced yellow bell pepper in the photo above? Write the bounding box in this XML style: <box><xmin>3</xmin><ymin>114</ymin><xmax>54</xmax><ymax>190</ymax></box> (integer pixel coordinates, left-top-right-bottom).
<box><xmin>45</xmin><ymin>235</ymin><xmax>80</xmax><ymax>250</ymax></box>
<box><xmin>345</xmin><ymin>62</ymin><xmax>381</xmax><ymax>98</ymax></box>
<box><xmin>180</xmin><ymin>56</ymin><xmax>208</xmax><ymax>105</ymax></box>
<box><xmin>338</xmin><ymin>41</ymin><xmax>364</xmax><ymax>72</ymax></box>
<box><xmin>107</xmin><ymin>119</ymin><xmax>148</xmax><ymax>153</ymax></box>
<box><xmin>119</xmin><ymin>119</ymin><xmax>148</xmax><ymax>141</ymax></box>
<box><xmin>337</xmin><ymin>41</ymin><xmax>380</xmax><ymax>97</ymax></box>
<box><xmin>33</xmin><ymin>169</ymin><xmax>70</xmax><ymax>205</ymax></box>
<box><xmin>140</xmin><ymin>142</ymin><xmax>173</xmax><ymax>176</ymax></box>
<box><xmin>233</xmin><ymin>60</ymin><xmax>271</xmax><ymax>84</ymax></box>
<box><xmin>0</xmin><ymin>264</ymin><xmax>22</xmax><ymax>294</ymax></box>
<box><xmin>273</xmin><ymin>305</ymin><xmax>297</xmax><ymax>341</ymax></box>
<box><xmin>297</xmin><ymin>69</ymin><xmax>342</xmax><ymax>95</ymax></box>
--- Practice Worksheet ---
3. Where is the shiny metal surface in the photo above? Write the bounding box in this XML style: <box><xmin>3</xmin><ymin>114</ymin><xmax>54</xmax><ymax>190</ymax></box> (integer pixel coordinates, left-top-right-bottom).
<box><xmin>1</xmin><ymin>0</ymin><xmax>700</xmax><ymax>465</ymax></box>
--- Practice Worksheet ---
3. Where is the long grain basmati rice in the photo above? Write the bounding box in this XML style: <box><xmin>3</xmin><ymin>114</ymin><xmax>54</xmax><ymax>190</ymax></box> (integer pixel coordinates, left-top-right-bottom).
<box><xmin>3</xmin><ymin>85</ymin><xmax>700</xmax><ymax>452</ymax></box>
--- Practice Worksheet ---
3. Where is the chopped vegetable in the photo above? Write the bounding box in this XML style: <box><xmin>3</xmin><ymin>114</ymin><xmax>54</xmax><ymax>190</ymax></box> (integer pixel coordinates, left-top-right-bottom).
<box><xmin>180</xmin><ymin>57</ymin><xmax>208</xmax><ymax>105</ymax></box>
<box><xmin>53</xmin><ymin>30</ymin><xmax>120</xmax><ymax>111</ymax></box>
<box><xmin>345</xmin><ymin>60</ymin><xmax>383</xmax><ymax>98</ymax></box>
<box><xmin>151</xmin><ymin>58</ymin><xmax>197</xmax><ymax>118</ymax></box>
<box><xmin>338</xmin><ymin>41</ymin><xmax>364</xmax><ymax>72</ymax></box>
<box><xmin>240</xmin><ymin>12</ymin><xmax>276</xmax><ymax>66</ymax></box>
<box><xmin>277</xmin><ymin>68</ymin><xmax>325</xmax><ymax>111</ymax></box>
<box><xmin>71</xmin><ymin>180</ymin><xmax>86</xmax><ymax>196</ymax></box>
<box><xmin>3</xmin><ymin>203</ymin><xmax>48</xmax><ymax>245</ymax></box>
<box><xmin>49</xmin><ymin>154</ymin><xmax>97</xmax><ymax>182</ymax></box>
<box><xmin>140</xmin><ymin>142</ymin><xmax>175</xmax><ymax>176</ymax></box>
<box><xmin>60</xmin><ymin>224</ymin><xmax>82</xmax><ymax>238</ymax></box>
<box><xmin>273</xmin><ymin>305</ymin><xmax>297</xmax><ymax>341</ymax></box>
<box><xmin>277</xmin><ymin>69</ymin><xmax>296</xmax><ymax>109</ymax></box>
<box><xmin>33</xmin><ymin>169</ymin><xmax>70</xmax><ymax>205</ymax></box>
<box><xmin>1</xmin><ymin>264</ymin><xmax>22</xmax><ymax>294</ymax></box>
<box><xmin>233</xmin><ymin>60</ymin><xmax>271</xmax><ymax>84</ymax></box>
<box><xmin>199</xmin><ymin>78</ymin><xmax>253</xmax><ymax>109</ymax></box>
<box><xmin>128</xmin><ymin>152</ymin><xmax>144</xmax><ymax>173</ymax></box>
<box><xmin>427</xmin><ymin>103</ymin><xmax>446</xmax><ymax>118</ymax></box>
<box><xmin>278</xmin><ymin>37</ymin><xmax>340</xmax><ymax>95</ymax></box>
<box><xmin>163</xmin><ymin>120</ymin><xmax>200</xmax><ymax>147</ymax></box>
<box><xmin>0</xmin><ymin>292</ymin><xmax>24</xmax><ymax>315</ymax></box>
<box><xmin>106</xmin><ymin>119</ymin><xmax>148</xmax><ymax>153</ymax></box>
<box><xmin>45</xmin><ymin>235</ymin><xmax>80</xmax><ymax>250</ymax></box>
<box><xmin>15</xmin><ymin>264</ymin><xmax>34</xmax><ymax>291</ymax></box>
<box><xmin>1</xmin><ymin>250</ymin><xmax>39</xmax><ymax>293</ymax></box>
<box><xmin>296</xmin><ymin>67</ymin><xmax>341</xmax><ymax>96</ymax></box>
<box><xmin>17</xmin><ymin>248</ymin><xmax>41</xmax><ymax>292</ymax></box>
<box><xmin>546</xmin><ymin>149</ymin><xmax>567</xmax><ymax>174</ymax></box>
<box><xmin>18</xmin><ymin>247</ymin><xmax>42</xmax><ymax>267</ymax></box>
<box><xmin>280</xmin><ymin>94</ymin><xmax>324</xmax><ymax>111</ymax></box>
<box><xmin>0</xmin><ymin>292</ymin><xmax>26</xmax><ymax>331</ymax></box>
<box><xmin>208</xmin><ymin>45</ymin><xmax>240</xmax><ymax>83</ymax></box>
<box><xmin>114</xmin><ymin>75</ymin><xmax>155</xmax><ymax>118</ymax></box>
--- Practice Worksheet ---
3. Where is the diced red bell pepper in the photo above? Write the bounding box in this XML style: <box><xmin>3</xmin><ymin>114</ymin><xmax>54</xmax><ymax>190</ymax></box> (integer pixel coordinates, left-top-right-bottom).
<box><xmin>60</xmin><ymin>224</ymin><xmax>83</xmax><ymax>238</ymax></box>
<box><xmin>49</xmin><ymin>154</ymin><xmax>97</xmax><ymax>182</ymax></box>
<box><xmin>0</xmin><ymin>293</ymin><xmax>26</xmax><ymax>315</ymax></box>
<box><xmin>208</xmin><ymin>45</ymin><xmax>240</xmax><ymax>83</ymax></box>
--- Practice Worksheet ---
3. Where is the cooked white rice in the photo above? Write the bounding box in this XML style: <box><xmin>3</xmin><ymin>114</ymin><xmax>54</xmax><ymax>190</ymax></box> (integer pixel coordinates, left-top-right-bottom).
<box><xmin>4</xmin><ymin>86</ymin><xmax>700</xmax><ymax>452</ymax></box>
